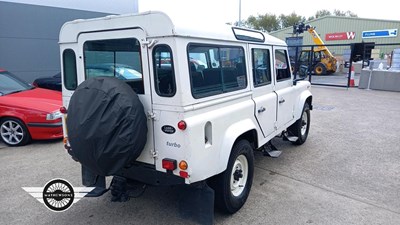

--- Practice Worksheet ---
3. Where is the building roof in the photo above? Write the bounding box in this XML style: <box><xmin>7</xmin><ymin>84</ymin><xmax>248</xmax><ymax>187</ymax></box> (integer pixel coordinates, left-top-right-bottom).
<box><xmin>59</xmin><ymin>11</ymin><xmax>286</xmax><ymax>45</ymax></box>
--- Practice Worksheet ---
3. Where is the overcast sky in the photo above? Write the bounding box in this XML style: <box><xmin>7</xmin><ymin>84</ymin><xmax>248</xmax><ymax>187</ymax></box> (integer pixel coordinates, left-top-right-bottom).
<box><xmin>3</xmin><ymin>0</ymin><xmax>399</xmax><ymax>25</ymax></box>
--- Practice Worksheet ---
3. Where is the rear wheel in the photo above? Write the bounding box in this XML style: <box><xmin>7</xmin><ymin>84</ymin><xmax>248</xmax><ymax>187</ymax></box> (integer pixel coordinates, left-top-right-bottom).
<box><xmin>0</xmin><ymin>117</ymin><xmax>31</xmax><ymax>146</ymax></box>
<box><xmin>209</xmin><ymin>139</ymin><xmax>254</xmax><ymax>214</ymax></box>
<box><xmin>314</xmin><ymin>63</ymin><xmax>327</xmax><ymax>75</ymax></box>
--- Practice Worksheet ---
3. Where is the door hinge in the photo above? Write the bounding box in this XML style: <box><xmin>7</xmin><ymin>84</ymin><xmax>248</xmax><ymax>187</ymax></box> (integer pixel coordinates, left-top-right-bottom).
<box><xmin>142</xmin><ymin>39</ymin><xmax>158</xmax><ymax>48</ymax></box>
<box><xmin>150</xmin><ymin>149</ymin><xmax>158</xmax><ymax>159</ymax></box>
<box><xmin>274</xmin><ymin>122</ymin><xmax>278</xmax><ymax>130</ymax></box>
<box><xmin>147</xmin><ymin>111</ymin><xmax>156</xmax><ymax>120</ymax></box>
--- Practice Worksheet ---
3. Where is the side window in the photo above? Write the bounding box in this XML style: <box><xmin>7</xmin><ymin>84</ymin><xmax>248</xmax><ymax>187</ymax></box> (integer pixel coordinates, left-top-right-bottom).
<box><xmin>252</xmin><ymin>48</ymin><xmax>271</xmax><ymax>87</ymax></box>
<box><xmin>299</xmin><ymin>51</ymin><xmax>309</xmax><ymax>62</ymax></box>
<box><xmin>153</xmin><ymin>45</ymin><xmax>176</xmax><ymax>97</ymax></box>
<box><xmin>63</xmin><ymin>49</ymin><xmax>77</xmax><ymax>90</ymax></box>
<box><xmin>314</xmin><ymin>51</ymin><xmax>321</xmax><ymax>61</ymax></box>
<box><xmin>83</xmin><ymin>38</ymin><xmax>144</xmax><ymax>94</ymax></box>
<box><xmin>275</xmin><ymin>49</ymin><xmax>291</xmax><ymax>81</ymax></box>
<box><xmin>188</xmin><ymin>44</ymin><xmax>247</xmax><ymax>99</ymax></box>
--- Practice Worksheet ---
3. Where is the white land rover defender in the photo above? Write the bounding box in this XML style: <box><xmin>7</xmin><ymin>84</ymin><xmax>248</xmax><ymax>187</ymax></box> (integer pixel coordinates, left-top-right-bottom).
<box><xmin>59</xmin><ymin>11</ymin><xmax>312</xmax><ymax>222</ymax></box>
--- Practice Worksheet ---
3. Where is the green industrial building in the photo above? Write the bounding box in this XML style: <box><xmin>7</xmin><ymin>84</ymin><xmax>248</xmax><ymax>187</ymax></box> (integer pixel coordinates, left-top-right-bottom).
<box><xmin>270</xmin><ymin>16</ymin><xmax>400</xmax><ymax>59</ymax></box>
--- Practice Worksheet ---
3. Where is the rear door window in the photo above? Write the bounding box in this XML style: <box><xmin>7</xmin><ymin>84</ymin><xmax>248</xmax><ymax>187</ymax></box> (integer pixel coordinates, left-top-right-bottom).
<box><xmin>83</xmin><ymin>38</ymin><xmax>144</xmax><ymax>94</ymax></box>
<box><xmin>63</xmin><ymin>49</ymin><xmax>77</xmax><ymax>90</ymax></box>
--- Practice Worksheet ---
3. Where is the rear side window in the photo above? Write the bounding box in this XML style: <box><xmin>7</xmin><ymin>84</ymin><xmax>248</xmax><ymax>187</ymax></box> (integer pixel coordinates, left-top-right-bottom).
<box><xmin>275</xmin><ymin>49</ymin><xmax>291</xmax><ymax>81</ymax></box>
<box><xmin>252</xmin><ymin>48</ymin><xmax>271</xmax><ymax>87</ymax></box>
<box><xmin>83</xmin><ymin>38</ymin><xmax>144</xmax><ymax>94</ymax></box>
<box><xmin>63</xmin><ymin>49</ymin><xmax>77</xmax><ymax>90</ymax></box>
<box><xmin>153</xmin><ymin>45</ymin><xmax>176</xmax><ymax>97</ymax></box>
<box><xmin>188</xmin><ymin>44</ymin><xmax>247</xmax><ymax>98</ymax></box>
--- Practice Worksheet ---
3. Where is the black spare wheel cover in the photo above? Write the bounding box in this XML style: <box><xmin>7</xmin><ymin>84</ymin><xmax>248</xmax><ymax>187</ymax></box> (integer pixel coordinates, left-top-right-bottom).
<box><xmin>67</xmin><ymin>77</ymin><xmax>148</xmax><ymax>176</ymax></box>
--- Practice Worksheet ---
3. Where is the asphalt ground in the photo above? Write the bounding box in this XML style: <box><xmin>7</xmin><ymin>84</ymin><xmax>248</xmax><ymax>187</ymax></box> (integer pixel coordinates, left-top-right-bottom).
<box><xmin>1</xmin><ymin>86</ymin><xmax>400</xmax><ymax>225</ymax></box>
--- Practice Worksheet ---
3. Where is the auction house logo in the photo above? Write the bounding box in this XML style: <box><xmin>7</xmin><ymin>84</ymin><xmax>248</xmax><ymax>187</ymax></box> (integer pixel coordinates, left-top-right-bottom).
<box><xmin>22</xmin><ymin>178</ymin><xmax>94</xmax><ymax>212</ymax></box>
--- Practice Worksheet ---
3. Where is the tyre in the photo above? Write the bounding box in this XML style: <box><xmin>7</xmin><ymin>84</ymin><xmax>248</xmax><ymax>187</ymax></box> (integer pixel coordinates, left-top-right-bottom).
<box><xmin>67</xmin><ymin>77</ymin><xmax>148</xmax><ymax>176</ymax></box>
<box><xmin>209</xmin><ymin>139</ymin><xmax>254</xmax><ymax>214</ymax></box>
<box><xmin>0</xmin><ymin>117</ymin><xmax>31</xmax><ymax>146</ymax></box>
<box><xmin>288</xmin><ymin>102</ymin><xmax>310</xmax><ymax>145</ymax></box>
<box><xmin>314</xmin><ymin>63</ymin><xmax>326</xmax><ymax>75</ymax></box>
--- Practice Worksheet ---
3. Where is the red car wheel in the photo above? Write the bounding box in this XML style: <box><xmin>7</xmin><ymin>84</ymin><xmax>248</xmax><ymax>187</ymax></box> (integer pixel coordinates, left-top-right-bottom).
<box><xmin>0</xmin><ymin>117</ymin><xmax>31</xmax><ymax>146</ymax></box>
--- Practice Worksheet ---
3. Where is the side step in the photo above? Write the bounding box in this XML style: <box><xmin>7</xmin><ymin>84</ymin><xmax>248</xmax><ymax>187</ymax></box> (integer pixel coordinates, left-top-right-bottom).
<box><xmin>262</xmin><ymin>141</ymin><xmax>282</xmax><ymax>158</ymax></box>
<box><xmin>282</xmin><ymin>131</ymin><xmax>299</xmax><ymax>142</ymax></box>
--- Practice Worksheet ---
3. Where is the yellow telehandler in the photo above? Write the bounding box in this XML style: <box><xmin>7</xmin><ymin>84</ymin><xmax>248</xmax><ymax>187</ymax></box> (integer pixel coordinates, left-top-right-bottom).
<box><xmin>293</xmin><ymin>23</ymin><xmax>337</xmax><ymax>75</ymax></box>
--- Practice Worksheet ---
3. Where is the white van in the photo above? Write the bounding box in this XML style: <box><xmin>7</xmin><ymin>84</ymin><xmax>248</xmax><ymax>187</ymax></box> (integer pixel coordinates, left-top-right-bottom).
<box><xmin>59</xmin><ymin>11</ymin><xmax>312</xmax><ymax>217</ymax></box>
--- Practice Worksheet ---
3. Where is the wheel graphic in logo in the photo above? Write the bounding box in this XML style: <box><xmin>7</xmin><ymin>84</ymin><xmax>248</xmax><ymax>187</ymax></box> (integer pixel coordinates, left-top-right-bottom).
<box><xmin>42</xmin><ymin>179</ymin><xmax>74</xmax><ymax>212</ymax></box>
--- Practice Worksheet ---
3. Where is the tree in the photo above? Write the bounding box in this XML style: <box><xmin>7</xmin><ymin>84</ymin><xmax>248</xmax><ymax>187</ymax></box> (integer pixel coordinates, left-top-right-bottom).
<box><xmin>307</xmin><ymin>16</ymin><xmax>315</xmax><ymax>21</ymax></box>
<box><xmin>315</xmin><ymin>9</ymin><xmax>331</xmax><ymax>18</ymax></box>
<box><xmin>279</xmin><ymin>12</ymin><xmax>305</xmax><ymax>29</ymax></box>
<box><xmin>307</xmin><ymin>9</ymin><xmax>331</xmax><ymax>21</ymax></box>
<box><xmin>333</xmin><ymin>9</ymin><xmax>358</xmax><ymax>17</ymax></box>
<box><xmin>245</xmin><ymin>13</ymin><xmax>280</xmax><ymax>32</ymax></box>
<box><xmin>242</xmin><ymin>9</ymin><xmax>358</xmax><ymax>32</ymax></box>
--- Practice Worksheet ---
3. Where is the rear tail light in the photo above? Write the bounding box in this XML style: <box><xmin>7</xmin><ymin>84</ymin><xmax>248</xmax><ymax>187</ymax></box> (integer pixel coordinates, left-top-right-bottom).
<box><xmin>162</xmin><ymin>158</ymin><xmax>177</xmax><ymax>171</ymax></box>
<box><xmin>63</xmin><ymin>137</ymin><xmax>71</xmax><ymax>151</ymax></box>
<box><xmin>63</xmin><ymin>137</ymin><xmax>68</xmax><ymax>145</ymax></box>
<box><xmin>179</xmin><ymin>171</ymin><xmax>189</xmax><ymax>178</ymax></box>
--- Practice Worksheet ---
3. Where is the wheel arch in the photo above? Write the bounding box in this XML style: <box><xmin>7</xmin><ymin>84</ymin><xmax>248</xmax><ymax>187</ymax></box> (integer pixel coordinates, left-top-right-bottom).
<box><xmin>294</xmin><ymin>90</ymin><xmax>312</xmax><ymax>119</ymax></box>
<box><xmin>0</xmin><ymin>115</ymin><xmax>30</xmax><ymax>131</ymax></box>
<box><xmin>217</xmin><ymin>119</ymin><xmax>258</xmax><ymax>174</ymax></box>
<box><xmin>0</xmin><ymin>115</ymin><xmax>26</xmax><ymax>124</ymax></box>
<box><xmin>0</xmin><ymin>110</ymin><xmax>29</xmax><ymax>124</ymax></box>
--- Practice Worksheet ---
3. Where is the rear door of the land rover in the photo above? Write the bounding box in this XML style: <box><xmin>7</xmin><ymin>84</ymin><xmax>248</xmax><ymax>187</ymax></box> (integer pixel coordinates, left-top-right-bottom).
<box><xmin>77</xmin><ymin>29</ymin><xmax>155</xmax><ymax>165</ymax></box>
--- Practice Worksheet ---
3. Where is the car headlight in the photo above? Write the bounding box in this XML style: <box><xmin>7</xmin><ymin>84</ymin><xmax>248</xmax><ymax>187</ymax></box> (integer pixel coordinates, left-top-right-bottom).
<box><xmin>46</xmin><ymin>111</ymin><xmax>62</xmax><ymax>120</ymax></box>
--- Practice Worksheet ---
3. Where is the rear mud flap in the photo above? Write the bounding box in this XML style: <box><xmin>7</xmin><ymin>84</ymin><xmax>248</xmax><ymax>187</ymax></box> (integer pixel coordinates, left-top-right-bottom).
<box><xmin>81</xmin><ymin>165</ymin><xmax>108</xmax><ymax>197</ymax></box>
<box><xmin>178</xmin><ymin>181</ymin><xmax>215</xmax><ymax>225</ymax></box>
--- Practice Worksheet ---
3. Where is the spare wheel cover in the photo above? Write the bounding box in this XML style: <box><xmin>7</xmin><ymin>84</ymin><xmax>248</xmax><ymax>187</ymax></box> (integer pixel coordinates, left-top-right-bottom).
<box><xmin>67</xmin><ymin>77</ymin><xmax>148</xmax><ymax>176</ymax></box>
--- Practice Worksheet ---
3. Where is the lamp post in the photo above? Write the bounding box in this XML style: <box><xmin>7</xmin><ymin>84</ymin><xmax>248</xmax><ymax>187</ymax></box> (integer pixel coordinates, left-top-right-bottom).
<box><xmin>238</xmin><ymin>0</ymin><xmax>242</xmax><ymax>26</ymax></box>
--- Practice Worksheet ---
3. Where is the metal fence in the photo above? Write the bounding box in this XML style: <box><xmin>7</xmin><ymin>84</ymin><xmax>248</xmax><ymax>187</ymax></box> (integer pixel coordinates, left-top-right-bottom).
<box><xmin>290</xmin><ymin>42</ymin><xmax>400</xmax><ymax>88</ymax></box>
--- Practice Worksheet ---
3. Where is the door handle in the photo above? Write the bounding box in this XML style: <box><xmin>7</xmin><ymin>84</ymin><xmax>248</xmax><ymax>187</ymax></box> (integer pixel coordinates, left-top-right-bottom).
<box><xmin>279</xmin><ymin>99</ymin><xmax>285</xmax><ymax>104</ymax></box>
<box><xmin>258</xmin><ymin>107</ymin><xmax>266</xmax><ymax>113</ymax></box>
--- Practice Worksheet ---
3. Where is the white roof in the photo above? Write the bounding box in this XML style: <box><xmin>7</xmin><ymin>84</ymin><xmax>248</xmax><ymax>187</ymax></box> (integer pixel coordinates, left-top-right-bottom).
<box><xmin>59</xmin><ymin>11</ymin><xmax>286</xmax><ymax>46</ymax></box>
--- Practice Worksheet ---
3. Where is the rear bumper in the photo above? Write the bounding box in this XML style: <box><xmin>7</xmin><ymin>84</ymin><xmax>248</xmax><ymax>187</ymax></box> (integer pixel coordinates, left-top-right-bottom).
<box><xmin>76</xmin><ymin>158</ymin><xmax>185</xmax><ymax>187</ymax></box>
<box><xmin>116</xmin><ymin>162</ymin><xmax>185</xmax><ymax>186</ymax></box>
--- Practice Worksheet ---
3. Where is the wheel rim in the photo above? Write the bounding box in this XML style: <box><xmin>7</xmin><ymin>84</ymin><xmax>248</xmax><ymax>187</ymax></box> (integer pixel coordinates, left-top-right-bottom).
<box><xmin>1</xmin><ymin>120</ymin><xmax>24</xmax><ymax>145</ymax></box>
<box><xmin>315</xmin><ymin>66</ymin><xmax>323</xmax><ymax>74</ymax></box>
<box><xmin>230</xmin><ymin>155</ymin><xmax>248</xmax><ymax>197</ymax></box>
<box><xmin>300</xmin><ymin>111</ymin><xmax>308</xmax><ymax>136</ymax></box>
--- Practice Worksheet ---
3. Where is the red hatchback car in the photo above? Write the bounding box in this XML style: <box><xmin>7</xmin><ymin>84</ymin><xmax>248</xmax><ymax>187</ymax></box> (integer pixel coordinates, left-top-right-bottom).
<box><xmin>0</xmin><ymin>69</ymin><xmax>63</xmax><ymax>146</ymax></box>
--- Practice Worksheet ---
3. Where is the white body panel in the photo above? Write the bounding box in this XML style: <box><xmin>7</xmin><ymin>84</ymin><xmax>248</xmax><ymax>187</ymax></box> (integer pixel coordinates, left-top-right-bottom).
<box><xmin>59</xmin><ymin>11</ymin><xmax>311</xmax><ymax>184</ymax></box>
